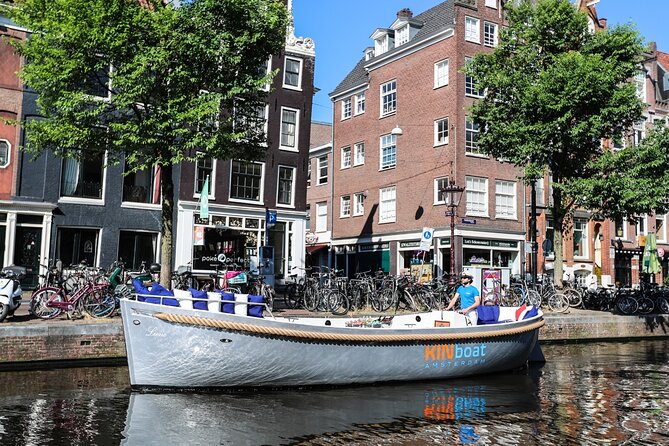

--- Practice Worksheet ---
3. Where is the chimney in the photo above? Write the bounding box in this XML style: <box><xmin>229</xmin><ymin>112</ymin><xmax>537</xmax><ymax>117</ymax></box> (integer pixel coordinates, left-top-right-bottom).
<box><xmin>397</xmin><ymin>8</ymin><xmax>413</xmax><ymax>19</ymax></box>
<box><xmin>598</xmin><ymin>18</ymin><xmax>607</xmax><ymax>29</ymax></box>
<box><xmin>649</xmin><ymin>41</ymin><xmax>657</xmax><ymax>54</ymax></box>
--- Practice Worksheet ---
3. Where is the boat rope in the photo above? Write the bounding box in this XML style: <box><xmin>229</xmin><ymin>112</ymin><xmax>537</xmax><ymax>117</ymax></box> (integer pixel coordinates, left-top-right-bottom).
<box><xmin>153</xmin><ymin>313</ymin><xmax>545</xmax><ymax>343</ymax></box>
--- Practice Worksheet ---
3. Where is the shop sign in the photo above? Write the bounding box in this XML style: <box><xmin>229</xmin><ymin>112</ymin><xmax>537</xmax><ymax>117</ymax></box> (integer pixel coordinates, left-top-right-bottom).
<box><xmin>463</xmin><ymin>238</ymin><xmax>490</xmax><ymax>247</ymax></box>
<box><xmin>400</xmin><ymin>241</ymin><xmax>421</xmax><ymax>249</ymax></box>
<box><xmin>305</xmin><ymin>232</ymin><xmax>318</xmax><ymax>244</ymax></box>
<box><xmin>462</xmin><ymin>239</ymin><xmax>518</xmax><ymax>248</ymax></box>
<box><xmin>658</xmin><ymin>247</ymin><xmax>665</xmax><ymax>257</ymax></box>
<box><xmin>461</xmin><ymin>218</ymin><xmax>476</xmax><ymax>224</ymax></box>
<box><xmin>491</xmin><ymin>240</ymin><xmax>518</xmax><ymax>248</ymax></box>
<box><xmin>359</xmin><ymin>243</ymin><xmax>389</xmax><ymax>252</ymax></box>
<box><xmin>439</xmin><ymin>237</ymin><xmax>451</xmax><ymax>246</ymax></box>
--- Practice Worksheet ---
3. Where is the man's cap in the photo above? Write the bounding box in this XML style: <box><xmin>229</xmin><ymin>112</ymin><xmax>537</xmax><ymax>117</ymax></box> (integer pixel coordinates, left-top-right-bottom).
<box><xmin>460</xmin><ymin>271</ymin><xmax>473</xmax><ymax>279</ymax></box>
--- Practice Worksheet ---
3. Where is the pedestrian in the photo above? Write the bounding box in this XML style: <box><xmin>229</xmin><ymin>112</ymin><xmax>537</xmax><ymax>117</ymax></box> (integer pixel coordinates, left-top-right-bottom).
<box><xmin>445</xmin><ymin>271</ymin><xmax>481</xmax><ymax>325</ymax></box>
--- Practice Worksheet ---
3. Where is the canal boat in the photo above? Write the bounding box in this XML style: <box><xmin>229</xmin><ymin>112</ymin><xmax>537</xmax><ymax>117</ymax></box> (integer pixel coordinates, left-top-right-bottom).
<box><xmin>120</xmin><ymin>295</ymin><xmax>544</xmax><ymax>388</ymax></box>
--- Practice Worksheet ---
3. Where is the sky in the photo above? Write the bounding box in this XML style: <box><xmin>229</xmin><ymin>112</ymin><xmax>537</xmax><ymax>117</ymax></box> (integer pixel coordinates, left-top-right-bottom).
<box><xmin>292</xmin><ymin>0</ymin><xmax>669</xmax><ymax>124</ymax></box>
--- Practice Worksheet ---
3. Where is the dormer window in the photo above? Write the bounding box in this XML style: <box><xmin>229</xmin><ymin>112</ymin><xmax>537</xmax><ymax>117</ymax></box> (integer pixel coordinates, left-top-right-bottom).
<box><xmin>395</xmin><ymin>25</ymin><xmax>409</xmax><ymax>46</ymax></box>
<box><xmin>372</xmin><ymin>29</ymin><xmax>394</xmax><ymax>56</ymax></box>
<box><xmin>365</xmin><ymin>47</ymin><xmax>375</xmax><ymax>61</ymax></box>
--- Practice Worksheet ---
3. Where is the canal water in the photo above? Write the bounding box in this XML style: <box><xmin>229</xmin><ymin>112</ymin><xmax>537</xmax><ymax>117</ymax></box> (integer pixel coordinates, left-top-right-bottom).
<box><xmin>0</xmin><ymin>339</ymin><xmax>667</xmax><ymax>445</ymax></box>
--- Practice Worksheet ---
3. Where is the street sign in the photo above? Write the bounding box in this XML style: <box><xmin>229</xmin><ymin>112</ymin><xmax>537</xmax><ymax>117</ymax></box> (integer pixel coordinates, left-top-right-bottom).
<box><xmin>266</xmin><ymin>209</ymin><xmax>277</xmax><ymax>228</ymax></box>
<box><xmin>461</xmin><ymin>218</ymin><xmax>476</xmax><ymax>224</ymax></box>
<box><xmin>420</xmin><ymin>227</ymin><xmax>434</xmax><ymax>251</ymax></box>
<box><xmin>658</xmin><ymin>247</ymin><xmax>665</xmax><ymax>257</ymax></box>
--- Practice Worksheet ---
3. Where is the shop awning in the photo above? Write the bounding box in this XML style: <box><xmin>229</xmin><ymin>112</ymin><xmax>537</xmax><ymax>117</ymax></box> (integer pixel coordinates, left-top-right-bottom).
<box><xmin>306</xmin><ymin>244</ymin><xmax>329</xmax><ymax>254</ymax></box>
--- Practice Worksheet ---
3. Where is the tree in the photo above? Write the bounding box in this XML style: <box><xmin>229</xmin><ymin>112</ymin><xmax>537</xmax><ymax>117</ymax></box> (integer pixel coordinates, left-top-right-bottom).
<box><xmin>467</xmin><ymin>0</ymin><xmax>669</xmax><ymax>285</ymax></box>
<box><xmin>2</xmin><ymin>0</ymin><xmax>288</xmax><ymax>286</ymax></box>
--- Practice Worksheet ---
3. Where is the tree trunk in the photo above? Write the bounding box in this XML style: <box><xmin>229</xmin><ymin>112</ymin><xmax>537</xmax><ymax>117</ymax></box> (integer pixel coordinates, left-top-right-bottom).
<box><xmin>160</xmin><ymin>163</ymin><xmax>174</xmax><ymax>288</ymax></box>
<box><xmin>551</xmin><ymin>184</ymin><xmax>564</xmax><ymax>288</ymax></box>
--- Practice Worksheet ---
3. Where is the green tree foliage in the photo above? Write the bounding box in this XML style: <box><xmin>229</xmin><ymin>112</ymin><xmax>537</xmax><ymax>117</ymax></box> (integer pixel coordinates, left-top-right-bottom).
<box><xmin>467</xmin><ymin>0</ymin><xmax>669</xmax><ymax>284</ymax></box>
<box><xmin>2</xmin><ymin>0</ymin><xmax>288</xmax><ymax>285</ymax></box>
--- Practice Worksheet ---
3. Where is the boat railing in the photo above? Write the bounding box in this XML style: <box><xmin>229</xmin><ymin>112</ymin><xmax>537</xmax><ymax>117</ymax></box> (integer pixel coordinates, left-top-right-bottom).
<box><xmin>130</xmin><ymin>293</ymin><xmax>274</xmax><ymax>318</ymax></box>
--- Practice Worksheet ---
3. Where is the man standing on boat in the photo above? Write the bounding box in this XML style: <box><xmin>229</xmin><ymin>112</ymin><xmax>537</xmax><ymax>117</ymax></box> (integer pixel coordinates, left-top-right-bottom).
<box><xmin>445</xmin><ymin>272</ymin><xmax>481</xmax><ymax>325</ymax></box>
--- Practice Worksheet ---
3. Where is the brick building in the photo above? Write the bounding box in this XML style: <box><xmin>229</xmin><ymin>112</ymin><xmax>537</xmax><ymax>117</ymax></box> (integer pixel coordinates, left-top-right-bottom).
<box><xmin>329</xmin><ymin>0</ymin><xmax>525</xmax><ymax>282</ymax></box>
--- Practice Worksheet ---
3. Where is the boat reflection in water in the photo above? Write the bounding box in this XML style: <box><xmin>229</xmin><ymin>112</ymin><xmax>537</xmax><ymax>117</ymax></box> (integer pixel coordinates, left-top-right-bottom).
<box><xmin>121</xmin><ymin>372</ymin><xmax>539</xmax><ymax>445</ymax></box>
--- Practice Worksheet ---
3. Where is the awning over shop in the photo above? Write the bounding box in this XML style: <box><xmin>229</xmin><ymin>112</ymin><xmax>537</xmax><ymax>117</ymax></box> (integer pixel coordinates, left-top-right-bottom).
<box><xmin>306</xmin><ymin>244</ymin><xmax>329</xmax><ymax>254</ymax></box>
<box><xmin>615</xmin><ymin>248</ymin><xmax>643</xmax><ymax>255</ymax></box>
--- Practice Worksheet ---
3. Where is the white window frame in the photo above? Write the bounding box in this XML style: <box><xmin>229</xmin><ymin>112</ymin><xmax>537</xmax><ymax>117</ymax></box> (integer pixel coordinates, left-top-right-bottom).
<box><xmin>354</xmin><ymin>92</ymin><xmax>365</xmax><ymax>115</ymax></box>
<box><xmin>465</xmin><ymin>116</ymin><xmax>483</xmax><ymax>155</ymax></box>
<box><xmin>434</xmin><ymin>117</ymin><xmax>449</xmax><ymax>146</ymax></box>
<box><xmin>380</xmin><ymin>80</ymin><xmax>397</xmax><ymax>116</ymax></box>
<box><xmin>655</xmin><ymin>214</ymin><xmax>667</xmax><ymax>243</ymax></box>
<box><xmin>276</xmin><ymin>165</ymin><xmax>296</xmax><ymax>208</ymax></box>
<box><xmin>485</xmin><ymin>0</ymin><xmax>497</xmax><ymax>8</ymax></box>
<box><xmin>193</xmin><ymin>156</ymin><xmax>216</xmax><ymax>199</ymax></box>
<box><xmin>354</xmin><ymin>142</ymin><xmax>365</xmax><ymax>166</ymax></box>
<box><xmin>283</xmin><ymin>56</ymin><xmax>303</xmax><ymax>90</ymax></box>
<box><xmin>434</xmin><ymin>177</ymin><xmax>449</xmax><ymax>205</ymax></box>
<box><xmin>615</xmin><ymin>218</ymin><xmax>628</xmax><ymax>240</ymax></box>
<box><xmin>261</xmin><ymin>57</ymin><xmax>272</xmax><ymax>92</ymax></box>
<box><xmin>279</xmin><ymin>106</ymin><xmax>300</xmax><ymax>152</ymax></box>
<box><xmin>340</xmin><ymin>195</ymin><xmax>351</xmax><ymax>218</ymax></box>
<box><xmin>636</xmin><ymin>215</ymin><xmax>648</xmax><ymax>236</ymax></box>
<box><xmin>395</xmin><ymin>24</ymin><xmax>409</xmax><ymax>46</ymax></box>
<box><xmin>379</xmin><ymin>186</ymin><xmax>396</xmax><ymax>223</ymax></box>
<box><xmin>380</xmin><ymin>134</ymin><xmax>397</xmax><ymax>170</ymax></box>
<box><xmin>465</xmin><ymin>176</ymin><xmax>488</xmax><ymax>217</ymax></box>
<box><xmin>633</xmin><ymin>119</ymin><xmax>646</xmax><ymax>146</ymax></box>
<box><xmin>495</xmin><ymin>180</ymin><xmax>516</xmax><ymax>219</ymax></box>
<box><xmin>465</xmin><ymin>16</ymin><xmax>480</xmax><ymax>44</ymax></box>
<box><xmin>59</xmin><ymin>151</ymin><xmax>108</xmax><ymax>205</ymax></box>
<box><xmin>316</xmin><ymin>202</ymin><xmax>327</xmax><ymax>232</ymax></box>
<box><xmin>341</xmin><ymin>146</ymin><xmax>352</xmax><ymax>169</ymax></box>
<box><xmin>635</xmin><ymin>70</ymin><xmax>646</xmax><ymax>102</ymax></box>
<box><xmin>465</xmin><ymin>57</ymin><xmax>484</xmax><ymax>98</ymax></box>
<box><xmin>228</xmin><ymin>160</ymin><xmax>265</xmax><ymax>204</ymax></box>
<box><xmin>317</xmin><ymin>155</ymin><xmax>328</xmax><ymax>185</ymax></box>
<box><xmin>354</xmin><ymin>192</ymin><xmax>365</xmax><ymax>216</ymax></box>
<box><xmin>341</xmin><ymin>98</ymin><xmax>352</xmax><ymax>120</ymax></box>
<box><xmin>0</xmin><ymin>139</ymin><xmax>10</xmax><ymax>168</ymax></box>
<box><xmin>484</xmin><ymin>22</ymin><xmax>498</xmax><ymax>47</ymax></box>
<box><xmin>573</xmin><ymin>218</ymin><xmax>588</xmax><ymax>259</ymax></box>
<box><xmin>434</xmin><ymin>59</ymin><xmax>449</xmax><ymax>89</ymax></box>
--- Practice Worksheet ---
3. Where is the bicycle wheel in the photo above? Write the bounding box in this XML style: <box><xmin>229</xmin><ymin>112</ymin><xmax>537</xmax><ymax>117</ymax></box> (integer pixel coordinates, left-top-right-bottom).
<box><xmin>527</xmin><ymin>289</ymin><xmax>542</xmax><ymax>307</ymax></box>
<box><xmin>657</xmin><ymin>297</ymin><xmax>669</xmax><ymax>314</ymax></box>
<box><xmin>30</xmin><ymin>288</ymin><xmax>63</xmax><ymax>319</ymax></box>
<box><xmin>82</xmin><ymin>289</ymin><xmax>116</xmax><ymax>318</ymax></box>
<box><xmin>372</xmin><ymin>288</ymin><xmax>393</xmax><ymax>312</ymax></box>
<box><xmin>412</xmin><ymin>289</ymin><xmax>434</xmax><ymax>312</ymax></box>
<box><xmin>636</xmin><ymin>296</ymin><xmax>654</xmax><ymax>315</ymax></box>
<box><xmin>615</xmin><ymin>295</ymin><xmax>638</xmax><ymax>315</ymax></box>
<box><xmin>263</xmin><ymin>286</ymin><xmax>275</xmax><ymax>311</ymax></box>
<box><xmin>326</xmin><ymin>289</ymin><xmax>349</xmax><ymax>316</ymax></box>
<box><xmin>303</xmin><ymin>285</ymin><xmax>319</xmax><ymax>312</ymax></box>
<box><xmin>564</xmin><ymin>288</ymin><xmax>583</xmax><ymax>308</ymax></box>
<box><xmin>548</xmin><ymin>292</ymin><xmax>569</xmax><ymax>313</ymax></box>
<box><xmin>283</xmin><ymin>283</ymin><xmax>300</xmax><ymax>309</ymax></box>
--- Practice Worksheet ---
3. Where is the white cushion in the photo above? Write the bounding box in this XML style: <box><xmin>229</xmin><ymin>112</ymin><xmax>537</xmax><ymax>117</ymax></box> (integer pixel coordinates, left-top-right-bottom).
<box><xmin>207</xmin><ymin>292</ymin><xmax>222</xmax><ymax>313</ymax></box>
<box><xmin>173</xmin><ymin>289</ymin><xmax>192</xmax><ymax>310</ymax></box>
<box><xmin>234</xmin><ymin>293</ymin><xmax>249</xmax><ymax>316</ymax></box>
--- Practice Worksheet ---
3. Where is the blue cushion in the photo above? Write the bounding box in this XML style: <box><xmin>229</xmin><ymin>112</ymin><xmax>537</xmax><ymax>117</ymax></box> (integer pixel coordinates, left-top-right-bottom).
<box><xmin>132</xmin><ymin>279</ymin><xmax>150</xmax><ymax>301</ymax></box>
<box><xmin>523</xmin><ymin>306</ymin><xmax>539</xmax><ymax>320</ymax></box>
<box><xmin>189</xmin><ymin>288</ymin><xmax>209</xmax><ymax>310</ymax></box>
<box><xmin>147</xmin><ymin>283</ymin><xmax>179</xmax><ymax>306</ymax></box>
<box><xmin>476</xmin><ymin>305</ymin><xmax>500</xmax><ymax>325</ymax></box>
<box><xmin>247</xmin><ymin>294</ymin><xmax>265</xmax><ymax>318</ymax></box>
<box><xmin>221</xmin><ymin>291</ymin><xmax>235</xmax><ymax>314</ymax></box>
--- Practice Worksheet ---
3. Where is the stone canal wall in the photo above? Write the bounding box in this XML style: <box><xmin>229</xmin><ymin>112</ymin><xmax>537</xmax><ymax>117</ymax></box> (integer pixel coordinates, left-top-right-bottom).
<box><xmin>0</xmin><ymin>311</ymin><xmax>667</xmax><ymax>366</ymax></box>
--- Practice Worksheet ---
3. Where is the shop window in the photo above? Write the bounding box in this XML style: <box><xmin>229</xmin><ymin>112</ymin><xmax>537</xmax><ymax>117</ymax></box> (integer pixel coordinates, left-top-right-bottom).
<box><xmin>60</xmin><ymin>154</ymin><xmax>104</xmax><ymax>199</ymax></box>
<box><xmin>118</xmin><ymin>231</ymin><xmax>157</xmax><ymax>270</ymax></box>
<box><xmin>193</xmin><ymin>227</ymin><xmax>258</xmax><ymax>271</ymax></box>
<box><xmin>463</xmin><ymin>248</ymin><xmax>490</xmax><ymax>266</ymax></box>
<box><xmin>0</xmin><ymin>140</ymin><xmax>9</xmax><ymax>168</ymax></box>
<box><xmin>57</xmin><ymin>228</ymin><xmax>100</xmax><ymax>266</ymax></box>
<box><xmin>123</xmin><ymin>163</ymin><xmax>161</xmax><ymax>204</ymax></box>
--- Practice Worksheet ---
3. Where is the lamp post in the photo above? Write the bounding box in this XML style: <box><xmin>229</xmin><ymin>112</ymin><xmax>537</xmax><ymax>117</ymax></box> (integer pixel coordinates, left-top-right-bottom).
<box><xmin>441</xmin><ymin>180</ymin><xmax>465</xmax><ymax>286</ymax></box>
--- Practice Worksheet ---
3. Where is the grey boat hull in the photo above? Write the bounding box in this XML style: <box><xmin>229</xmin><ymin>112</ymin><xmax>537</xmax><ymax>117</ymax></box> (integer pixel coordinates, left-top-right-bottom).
<box><xmin>121</xmin><ymin>299</ymin><xmax>542</xmax><ymax>388</ymax></box>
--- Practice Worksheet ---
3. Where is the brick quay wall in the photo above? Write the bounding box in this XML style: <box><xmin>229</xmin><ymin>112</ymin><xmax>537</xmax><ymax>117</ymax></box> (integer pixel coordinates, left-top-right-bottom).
<box><xmin>0</xmin><ymin>310</ymin><xmax>667</xmax><ymax>367</ymax></box>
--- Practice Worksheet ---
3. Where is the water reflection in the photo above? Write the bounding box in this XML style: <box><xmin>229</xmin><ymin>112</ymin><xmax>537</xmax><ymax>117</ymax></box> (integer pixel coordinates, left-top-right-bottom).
<box><xmin>0</xmin><ymin>340</ymin><xmax>666</xmax><ymax>445</ymax></box>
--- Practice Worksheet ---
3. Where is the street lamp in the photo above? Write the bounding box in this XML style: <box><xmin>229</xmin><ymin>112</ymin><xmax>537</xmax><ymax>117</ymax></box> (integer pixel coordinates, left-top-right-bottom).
<box><xmin>441</xmin><ymin>180</ymin><xmax>465</xmax><ymax>286</ymax></box>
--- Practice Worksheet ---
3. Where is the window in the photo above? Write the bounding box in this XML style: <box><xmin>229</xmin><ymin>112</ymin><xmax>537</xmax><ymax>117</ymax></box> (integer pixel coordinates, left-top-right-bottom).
<box><xmin>636</xmin><ymin>215</ymin><xmax>647</xmax><ymax>236</ymax></box>
<box><xmin>341</xmin><ymin>146</ymin><xmax>351</xmax><ymax>169</ymax></box>
<box><xmin>545</xmin><ymin>218</ymin><xmax>555</xmax><ymax>256</ymax></box>
<box><xmin>316</xmin><ymin>202</ymin><xmax>327</xmax><ymax>232</ymax></box>
<box><xmin>317</xmin><ymin>156</ymin><xmax>328</xmax><ymax>185</ymax></box>
<box><xmin>57</xmin><ymin>228</ymin><xmax>100</xmax><ymax>266</ymax></box>
<box><xmin>60</xmin><ymin>154</ymin><xmax>104</xmax><ymax>199</ymax></box>
<box><xmin>434</xmin><ymin>59</ymin><xmax>449</xmax><ymax>88</ymax></box>
<box><xmin>0</xmin><ymin>140</ymin><xmax>9</xmax><ymax>168</ymax></box>
<box><xmin>340</xmin><ymin>195</ymin><xmax>351</xmax><ymax>218</ymax></box>
<box><xmin>233</xmin><ymin>101</ymin><xmax>267</xmax><ymax>141</ymax></box>
<box><xmin>381</xmin><ymin>80</ymin><xmax>397</xmax><ymax>116</ymax></box>
<box><xmin>633</xmin><ymin>120</ymin><xmax>645</xmax><ymax>146</ymax></box>
<box><xmin>656</xmin><ymin>214</ymin><xmax>666</xmax><ymax>243</ymax></box>
<box><xmin>485</xmin><ymin>0</ymin><xmax>497</xmax><ymax>8</ymax></box>
<box><xmin>355</xmin><ymin>92</ymin><xmax>365</xmax><ymax>115</ymax></box>
<box><xmin>535</xmin><ymin>177</ymin><xmax>545</xmax><ymax>207</ymax></box>
<box><xmin>379</xmin><ymin>186</ymin><xmax>396</xmax><ymax>223</ymax></box>
<box><xmin>465</xmin><ymin>17</ymin><xmax>480</xmax><ymax>43</ymax></box>
<box><xmin>195</xmin><ymin>158</ymin><xmax>214</xmax><ymax>195</ymax></box>
<box><xmin>395</xmin><ymin>25</ymin><xmax>409</xmax><ymax>46</ymax></box>
<box><xmin>280</xmin><ymin>107</ymin><xmax>299</xmax><ymax>150</ymax></box>
<box><xmin>118</xmin><ymin>230</ymin><xmax>157</xmax><ymax>271</ymax></box>
<box><xmin>342</xmin><ymin>98</ymin><xmax>352</xmax><ymax>120</ymax></box>
<box><xmin>465</xmin><ymin>116</ymin><xmax>482</xmax><ymax>155</ymax></box>
<box><xmin>495</xmin><ymin>180</ymin><xmax>516</xmax><ymax>218</ymax></box>
<box><xmin>434</xmin><ymin>118</ymin><xmax>449</xmax><ymax>146</ymax></box>
<box><xmin>465</xmin><ymin>57</ymin><xmax>484</xmax><ymax>97</ymax></box>
<box><xmin>615</xmin><ymin>219</ymin><xmax>627</xmax><ymax>239</ymax></box>
<box><xmin>283</xmin><ymin>57</ymin><xmax>302</xmax><ymax>89</ymax></box>
<box><xmin>85</xmin><ymin>63</ymin><xmax>111</xmax><ymax>99</ymax></box>
<box><xmin>277</xmin><ymin>166</ymin><xmax>295</xmax><ymax>206</ymax></box>
<box><xmin>123</xmin><ymin>164</ymin><xmax>161</xmax><ymax>204</ymax></box>
<box><xmin>354</xmin><ymin>192</ymin><xmax>365</xmax><ymax>216</ymax></box>
<box><xmin>307</xmin><ymin>159</ymin><xmax>312</xmax><ymax>187</ymax></box>
<box><xmin>465</xmin><ymin>176</ymin><xmax>488</xmax><ymax>216</ymax></box>
<box><xmin>354</xmin><ymin>142</ymin><xmax>365</xmax><ymax>166</ymax></box>
<box><xmin>484</xmin><ymin>22</ymin><xmax>498</xmax><ymax>47</ymax></box>
<box><xmin>380</xmin><ymin>134</ymin><xmax>396</xmax><ymax>169</ymax></box>
<box><xmin>434</xmin><ymin>177</ymin><xmax>449</xmax><ymax>204</ymax></box>
<box><xmin>635</xmin><ymin>70</ymin><xmax>646</xmax><ymax>101</ymax></box>
<box><xmin>230</xmin><ymin>161</ymin><xmax>263</xmax><ymax>202</ymax></box>
<box><xmin>573</xmin><ymin>218</ymin><xmax>587</xmax><ymax>258</ymax></box>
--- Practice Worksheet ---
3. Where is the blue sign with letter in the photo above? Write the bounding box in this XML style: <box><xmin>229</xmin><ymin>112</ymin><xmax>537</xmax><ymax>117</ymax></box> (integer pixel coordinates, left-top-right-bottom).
<box><xmin>266</xmin><ymin>209</ymin><xmax>277</xmax><ymax>228</ymax></box>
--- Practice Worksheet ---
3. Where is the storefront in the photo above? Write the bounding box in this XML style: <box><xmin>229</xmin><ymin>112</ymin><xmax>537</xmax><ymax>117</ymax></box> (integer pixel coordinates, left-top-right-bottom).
<box><xmin>398</xmin><ymin>241</ymin><xmax>433</xmax><ymax>283</ymax></box>
<box><xmin>334</xmin><ymin>242</ymin><xmax>390</xmax><ymax>277</ymax></box>
<box><xmin>439</xmin><ymin>237</ymin><xmax>521</xmax><ymax>281</ymax></box>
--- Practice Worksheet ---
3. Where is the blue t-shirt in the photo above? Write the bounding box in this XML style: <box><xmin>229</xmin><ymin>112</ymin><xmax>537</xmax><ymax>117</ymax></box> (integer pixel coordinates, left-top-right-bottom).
<box><xmin>456</xmin><ymin>285</ymin><xmax>480</xmax><ymax>309</ymax></box>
